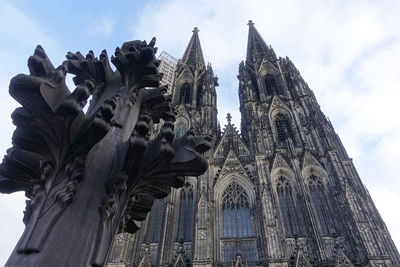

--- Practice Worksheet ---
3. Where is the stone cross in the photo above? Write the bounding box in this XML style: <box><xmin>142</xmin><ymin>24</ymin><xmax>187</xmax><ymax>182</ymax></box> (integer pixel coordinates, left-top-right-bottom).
<box><xmin>227</xmin><ymin>113</ymin><xmax>232</xmax><ymax>124</ymax></box>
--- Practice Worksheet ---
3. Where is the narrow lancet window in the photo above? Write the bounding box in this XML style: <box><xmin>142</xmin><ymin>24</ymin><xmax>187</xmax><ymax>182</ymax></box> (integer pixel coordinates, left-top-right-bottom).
<box><xmin>265</xmin><ymin>74</ymin><xmax>276</xmax><ymax>95</ymax></box>
<box><xmin>275</xmin><ymin>114</ymin><xmax>293</xmax><ymax>146</ymax></box>
<box><xmin>179</xmin><ymin>83</ymin><xmax>191</xmax><ymax>104</ymax></box>
<box><xmin>308</xmin><ymin>175</ymin><xmax>336</xmax><ymax>236</ymax></box>
<box><xmin>178</xmin><ymin>183</ymin><xmax>194</xmax><ymax>241</ymax></box>
<box><xmin>146</xmin><ymin>198</ymin><xmax>166</xmax><ymax>242</ymax></box>
<box><xmin>276</xmin><ymin>176</ymin><xmax>302</xmax><ymax>237</ymax></box>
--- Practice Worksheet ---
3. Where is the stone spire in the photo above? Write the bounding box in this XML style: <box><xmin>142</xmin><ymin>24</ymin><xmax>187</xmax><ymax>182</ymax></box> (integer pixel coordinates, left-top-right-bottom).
<box><xmin>246</xmin><ymin>20</ymin><xmax>277</xmax><ymax>66</ymax></box>
<box><xmin>181</xmin><ymin>27</ymin><xmax>205</xmax><ymax>72</ymax></box>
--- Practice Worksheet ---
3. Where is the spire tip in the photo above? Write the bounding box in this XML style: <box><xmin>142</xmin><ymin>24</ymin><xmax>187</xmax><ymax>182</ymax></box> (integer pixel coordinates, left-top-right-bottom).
<box><xmin>227</xmin><ymin>113</ymin><xmax>232</xmax><ymax>125</ymax></box>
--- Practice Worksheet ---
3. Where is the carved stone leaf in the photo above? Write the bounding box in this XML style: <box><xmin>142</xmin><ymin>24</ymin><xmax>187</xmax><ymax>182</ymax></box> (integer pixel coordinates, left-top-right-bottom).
<box><xmin>0</xmin><ymin>46</ymin><xmax>118</xmax><ymax>195</ymax></box>
<box><xmin>65</xmin><ymin>49</ymin><xmax>113</xmax><ymax>89</ymax></box>
<box><xmin>0</xmin><ymin>148</ymin><xmax>41</xmax><ymax>193</ymax></box>
<box><xmin>111</xmin><ymin>39</ymin><xmax>162</xmax><ymax>91</ymax></box>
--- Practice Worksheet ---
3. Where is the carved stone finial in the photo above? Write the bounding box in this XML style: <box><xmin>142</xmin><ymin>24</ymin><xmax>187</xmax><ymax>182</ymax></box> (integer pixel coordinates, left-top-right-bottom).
<box><xmin>248</xmin><ymin>20</ymin><xmax>254</xmax><ymax>26</ymax></box>
<box><xmin>226</xmin><ymin>113</ymin><xmax>232</xmax><ymax>124</ymax></box>
<box><xmin>193</xmin><ymin>27</ymin><xmax>199</xmax><ymax>33</ymax></box>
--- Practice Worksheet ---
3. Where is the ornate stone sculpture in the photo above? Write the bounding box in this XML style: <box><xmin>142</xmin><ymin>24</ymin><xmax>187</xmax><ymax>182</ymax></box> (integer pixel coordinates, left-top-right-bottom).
<box><xmin>0</xmin><ymin>39</ymin><xmax>211</xmax><ymax>267</ymax></box>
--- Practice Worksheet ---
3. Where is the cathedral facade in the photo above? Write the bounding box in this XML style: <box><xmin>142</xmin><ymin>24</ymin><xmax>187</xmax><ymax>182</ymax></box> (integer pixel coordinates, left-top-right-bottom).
<box><xmin>107</xmin><ymin>22</ymin><xmax>400</xmax><ymax>267</ymax></box>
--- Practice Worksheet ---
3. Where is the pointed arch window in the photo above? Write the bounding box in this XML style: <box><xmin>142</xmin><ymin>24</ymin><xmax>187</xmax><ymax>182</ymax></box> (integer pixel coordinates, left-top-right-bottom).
<box><xmin>274</xmin><ymin>114</ymin><xmax>293</xmax><ymax>146</ymax></box>
<box><xmin>179</xmin><ymin>83</ymin><xmax>191</xmax><ymax>104</ymax></box>
<box><xmin>308</xmin><ymin>175</ymin><xmax>336</xmax><ymax>236</ymax></box>
<box><xmin>276</xmin><ymin>176</ymin><xmax>302</xmax><ymax>237</ymax></box>
<box><xmin>222</xmin><ymin>182</ymin><xmax>253</xmax><ymax>238</ymax></box>
<box><xmin>178</xmin><ymin>183</ymin><xmax>194</xmax><ymax>241</ymax></box>
<box><xmin>146</xmin><ymin>198</ymin><xmax>166</xmax><ymax>242</ymax></box>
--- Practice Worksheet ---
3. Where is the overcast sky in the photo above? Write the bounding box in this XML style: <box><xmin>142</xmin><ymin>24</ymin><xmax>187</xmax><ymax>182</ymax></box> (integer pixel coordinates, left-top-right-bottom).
<box><xmin>1</xmin><ymin>0</ymin><xmax>400</xmax><ymax>265</ymax></box>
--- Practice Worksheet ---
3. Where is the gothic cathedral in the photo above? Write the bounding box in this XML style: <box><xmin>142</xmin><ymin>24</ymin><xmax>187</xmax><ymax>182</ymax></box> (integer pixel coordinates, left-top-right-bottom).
<box><xmin>107</xmin><ymin>22</ymin><xmax>400</xmax><ymax>267</ymax></box>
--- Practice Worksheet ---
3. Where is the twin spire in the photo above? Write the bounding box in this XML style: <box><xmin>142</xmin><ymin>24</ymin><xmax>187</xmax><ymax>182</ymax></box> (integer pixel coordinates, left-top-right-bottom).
<box><xmin>181</xmin><ymin>21</ymin><xmax>275</xmax><ymax>71</ymax></box>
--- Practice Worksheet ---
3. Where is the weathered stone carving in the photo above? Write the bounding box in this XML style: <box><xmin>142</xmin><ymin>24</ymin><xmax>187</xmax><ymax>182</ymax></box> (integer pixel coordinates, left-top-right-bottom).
<box><xmin>0</xmin><ymin>39</ymin><xmax>211</xmax><ymax>267</ymax></box>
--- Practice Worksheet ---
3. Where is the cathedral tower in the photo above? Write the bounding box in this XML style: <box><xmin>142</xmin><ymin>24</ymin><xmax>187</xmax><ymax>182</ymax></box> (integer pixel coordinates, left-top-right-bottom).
<box><xmin>237</xmin><ymin>20</ymin><xmax>400</xmax><ymax>266</ymax></box>
<box><xmin>107</xmin><ymin>23</ymin><xmax>400</xmax><ymax>267</ymax></box>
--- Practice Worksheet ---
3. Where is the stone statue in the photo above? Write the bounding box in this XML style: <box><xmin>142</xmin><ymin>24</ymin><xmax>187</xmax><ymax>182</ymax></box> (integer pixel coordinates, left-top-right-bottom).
<box><xmin>0</xmin><ymin>38</ymin><xmax>211</xmax><ymax>266</ymax></box>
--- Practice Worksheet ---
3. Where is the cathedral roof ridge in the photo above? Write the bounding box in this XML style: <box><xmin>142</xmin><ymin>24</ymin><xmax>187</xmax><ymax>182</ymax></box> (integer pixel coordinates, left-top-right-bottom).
<box><xmin>214</xmin><ymin>115</ymin><xmax>250</xmax><ymax>159</ymax></box>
